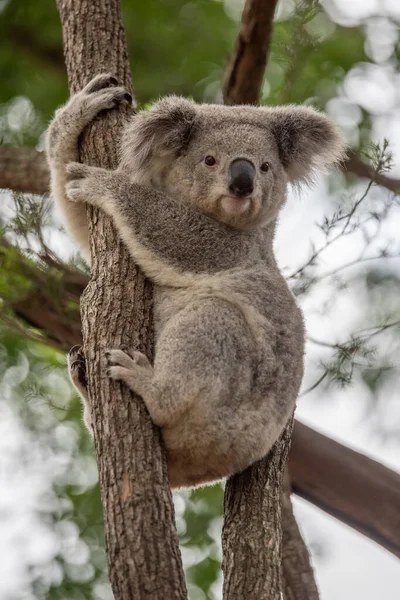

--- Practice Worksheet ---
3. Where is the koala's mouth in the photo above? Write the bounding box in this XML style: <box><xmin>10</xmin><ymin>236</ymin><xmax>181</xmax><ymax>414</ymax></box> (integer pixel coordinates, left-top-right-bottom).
<box><xmin>220</xmin><ymin>195</ymin><xmax>252</xmax><ymax>216</ymax></box>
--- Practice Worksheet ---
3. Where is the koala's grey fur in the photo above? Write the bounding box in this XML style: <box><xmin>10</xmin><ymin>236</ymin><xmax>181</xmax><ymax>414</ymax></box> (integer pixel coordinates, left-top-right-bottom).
<box><xmin>47</xmin><ymin>74</ymin><xmax>345</xmax><ymax>489</ymax></box>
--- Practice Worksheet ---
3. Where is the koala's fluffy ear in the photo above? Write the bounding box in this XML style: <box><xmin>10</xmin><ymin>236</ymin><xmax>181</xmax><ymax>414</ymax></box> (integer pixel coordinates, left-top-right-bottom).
<box><xmin>119</xmin><ymin>96</ymin><xmax>197</xmax><ymax>175</ymax></box>
<box><xmin>265</xmin><ymin>106</ymin><xmax>346</xmax><ymax>184</ymax></box>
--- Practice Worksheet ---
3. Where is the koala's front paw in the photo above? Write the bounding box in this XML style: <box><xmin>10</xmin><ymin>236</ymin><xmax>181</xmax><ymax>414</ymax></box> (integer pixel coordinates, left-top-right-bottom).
<box><xmin>65</xmin><ymin>162</ymin><xmax>109</xmax><ymax>205</ymax></box>
<box><xmin>77</xmin><ymin>73</ymin><xmax>133</xmax><ymax>117</ymax></box>
<box><xmin>106</xmin><ymin>348</ymin><xmax>153</xmax><ymax>398</ymax></box>
<box><xmin>47</xmin><ymin>74</ymin><xmax>133</xmax><ymax>164</ymax></box>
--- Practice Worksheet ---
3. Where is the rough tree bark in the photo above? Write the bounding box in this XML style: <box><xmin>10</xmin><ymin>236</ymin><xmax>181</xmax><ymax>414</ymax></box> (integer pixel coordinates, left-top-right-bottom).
<box><xmin>56</xmin><ymin>1</ymin><xmax>187</xmax><ymax>598</ymax></box>
<box><xmin>281</xmin><ymin>472</ymin><xmax>319</xmax><ymax>599</ymax></box>
<box><xmin>222</xmin><ymin>418</ymin><xmax>294</xmax><ymax>599</ymax></box>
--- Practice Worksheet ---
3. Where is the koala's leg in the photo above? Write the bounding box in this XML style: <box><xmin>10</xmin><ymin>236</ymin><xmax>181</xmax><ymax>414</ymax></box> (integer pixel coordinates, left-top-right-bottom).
<box><xmin>46</xmin><ymin>74</ymin><xmax>133</xmax><ymax>259</ymax></box>
<box><xmin>105</xmin><ymin>348</ymin><xmax>173</xmax><ymax>427</ymax></box>
<box><xmin>68</xmin><ymin>345</ymin><xmax>93</xmax><ymax>434</ymax></box>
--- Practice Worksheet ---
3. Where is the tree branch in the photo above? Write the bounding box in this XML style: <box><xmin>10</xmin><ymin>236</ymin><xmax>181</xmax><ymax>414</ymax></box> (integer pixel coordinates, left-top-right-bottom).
<box><xmin>222</xmin><ymin>416</ymin><xmax>294</xmax><ymax>600</ymax></box>
<box><xmin>223</xmin><ymin>0</ymin><xmax>279</xmax><ymax>106</ymax></box>
<box><xmin>0</xmin><ymin>147</ymin><xmax>49</xmax><ymax>195</ymax></box>
<box><xmin>12</xmin><ymin>270</ymin><xmax>84</xmax><ymax>352</ymax></box>
<box><xmin>344</xmin><ymin>150</ymin><xmax>400</xmax><ymax>193</ymax></box>
<box><xmin>290</xmin><ymin>420</ymin><xmax>400</xmax><ymax>559</ymax></box>
<box><xmin>0</xmin><ymin>236</ymin><xmax>85</xmax><ymax>352</ymax></box>
<box><xmin>55</xmin><ymin>0</ymin><xmax>187</xmax><ymax>598</ymax></box>
<box><xmin>281</xmin><ymin>471</ymin><xmax>319</xmax><ymax>600</ymax></box>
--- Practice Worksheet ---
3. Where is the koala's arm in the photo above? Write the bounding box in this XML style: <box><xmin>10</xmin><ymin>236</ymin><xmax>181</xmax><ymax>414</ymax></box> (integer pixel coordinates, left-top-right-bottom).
<box><xmin>46</xmin><ymin>74</ymin><xmax>133</xmax><ymax>262</ymax></box>
<box><xmin>65</xmin><ymin>162</ymin><xmax>258</xmax><ymax>281</ymax></box>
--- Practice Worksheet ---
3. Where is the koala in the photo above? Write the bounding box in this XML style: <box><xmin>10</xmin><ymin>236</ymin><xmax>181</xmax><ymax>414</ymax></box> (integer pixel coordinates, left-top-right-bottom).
<box><xmin>46</xmin><ymin>74</ymin><xmax>345</xmax><ymax>489</ymax></box>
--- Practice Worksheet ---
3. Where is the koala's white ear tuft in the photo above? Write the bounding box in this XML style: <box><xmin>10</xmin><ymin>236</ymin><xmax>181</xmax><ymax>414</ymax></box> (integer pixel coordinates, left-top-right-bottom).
<box><xmin>265</xmin><ymin>105</ymin><xmax>347</xmax><ymax>184</ymax></box>
<box><xmin>119</xmin><ymin>96</ymin><xmax>197</xmax><ymax>175</ymax></box>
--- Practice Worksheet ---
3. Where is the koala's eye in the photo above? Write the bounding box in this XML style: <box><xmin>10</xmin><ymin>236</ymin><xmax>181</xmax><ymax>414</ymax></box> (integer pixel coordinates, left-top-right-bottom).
<box><xmin>260</xmin><ymin>161</ymin><xmax>270</xmax><ymax>172</ymax></box>
<box><xmin>205</xmin><ymin>155</ymin><xmax>216</xmax><ymax>166</ymax></box>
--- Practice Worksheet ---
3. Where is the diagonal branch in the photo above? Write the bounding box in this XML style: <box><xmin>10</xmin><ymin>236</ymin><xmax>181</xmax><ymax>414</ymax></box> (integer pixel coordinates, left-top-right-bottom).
<box><xmin>0</xmin><ymin>236</ymin><xmax>86</xmax><ymax>352</ymax></box>
<box><xmin>345</xmin><ymin>150</ymin><xmax>400</xmax><ymax>193</ymax></box>
<box><xmin>223</xmin><ymin>0</ymin><xmax>279</xmax><ymax>105</ymax></box>
<box><xmin>290</xmin><ymin>420</ymin><xmax>400</xmax><ymax>559</ymax></box>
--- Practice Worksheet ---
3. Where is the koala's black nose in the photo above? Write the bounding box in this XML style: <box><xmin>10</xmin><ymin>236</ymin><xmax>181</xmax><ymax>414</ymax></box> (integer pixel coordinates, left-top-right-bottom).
<box><xmin>229</xmin><ymin>159</ymin><xmax>255</xmax><ymax>198</ymax></box>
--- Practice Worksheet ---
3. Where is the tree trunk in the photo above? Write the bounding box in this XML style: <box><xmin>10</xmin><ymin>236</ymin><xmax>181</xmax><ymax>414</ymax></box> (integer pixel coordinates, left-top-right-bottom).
<box><xmin>281</xmin><ymin>472</ymin><xmax>319</xmax><ymax>599</ymax></box>
<box><xmin>56</xmin><ymin>1</ymin><xmax>187</xmax><ymax>599</ymax></box>
<box><xmin>222</xmin><ymin>416</ymin><xmax>294</xmax><ymax>599</ymax></box>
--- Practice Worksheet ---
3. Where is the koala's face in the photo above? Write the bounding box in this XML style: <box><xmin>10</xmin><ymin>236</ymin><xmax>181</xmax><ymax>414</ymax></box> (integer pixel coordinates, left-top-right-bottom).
<box><xmin>161</xmin><ymin>119</ymin><xmax>288</xmax><ymax>229</ymax></box>
<box><xmin>120</xmin><ymin>98</ymin><xmax>346</xmax><ymax>230</ymax></box>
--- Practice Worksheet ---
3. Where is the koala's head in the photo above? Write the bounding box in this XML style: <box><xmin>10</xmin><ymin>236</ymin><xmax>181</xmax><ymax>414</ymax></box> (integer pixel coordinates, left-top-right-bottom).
<box><xmin>120</xmin><ymin>97</ymin><xmax>346</xmax><ymax>230</ymax></box>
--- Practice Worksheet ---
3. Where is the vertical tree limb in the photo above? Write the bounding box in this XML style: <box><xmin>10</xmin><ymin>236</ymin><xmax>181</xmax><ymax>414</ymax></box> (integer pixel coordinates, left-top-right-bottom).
<box><xmin>222</xmin><ymin>416</ymin><xmax>294</xmax><ymax>599</ymax></box>
<box><xmin>56</xmin><ymin>1</ymin><xmax>187</xmax><ymax>598</ymax></box>
<box><xmin>281</xmin><ymin>472</ymin><xmax>319</xmax><ymax>599</ymax></box>
<box><xmin>222</xmin><ymin>0</ymin><xmax>279</xmax><ymax>105</ymax></box>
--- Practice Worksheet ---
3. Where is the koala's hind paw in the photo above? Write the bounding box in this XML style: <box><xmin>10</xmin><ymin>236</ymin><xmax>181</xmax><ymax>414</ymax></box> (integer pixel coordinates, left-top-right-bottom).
<box><xmin>68</xmin><ymin>345</ymin><xmax>88</xmax><ymax>401</ymax></box>
<box><xmin>105</xmin><ymin>348</ymin><xmax>153</xmax><ymax>398</ymax></box>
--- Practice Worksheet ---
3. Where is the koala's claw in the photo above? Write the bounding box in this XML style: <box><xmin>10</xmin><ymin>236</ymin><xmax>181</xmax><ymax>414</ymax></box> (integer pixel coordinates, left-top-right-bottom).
<box><xmin>68</xmin><ymin>345</ymin><xmax>88</xmax><ymax>399</ymax></box>
<box><xmin>82</xmin><ymin>73</ymin><xmax>119</xmax><ymax>94</ymax></box>
<box><xmin>65</xmin><ymin>178</ymin><xmax>87</xmax><ymax>203</ymax></box>
<box><xmin>108</xmin><ymin>348</ymin><xmax>151</xmax><ymax>369</ymax></box>
<box><xmin>81</xmin><ymin>74</ymin><xmax>132</xmax><ymax>105</ymax></box>
<box><xmin>85</xmin><ymin>86</ymin><xmax>132</xmax><ymax>112</ymax></box>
